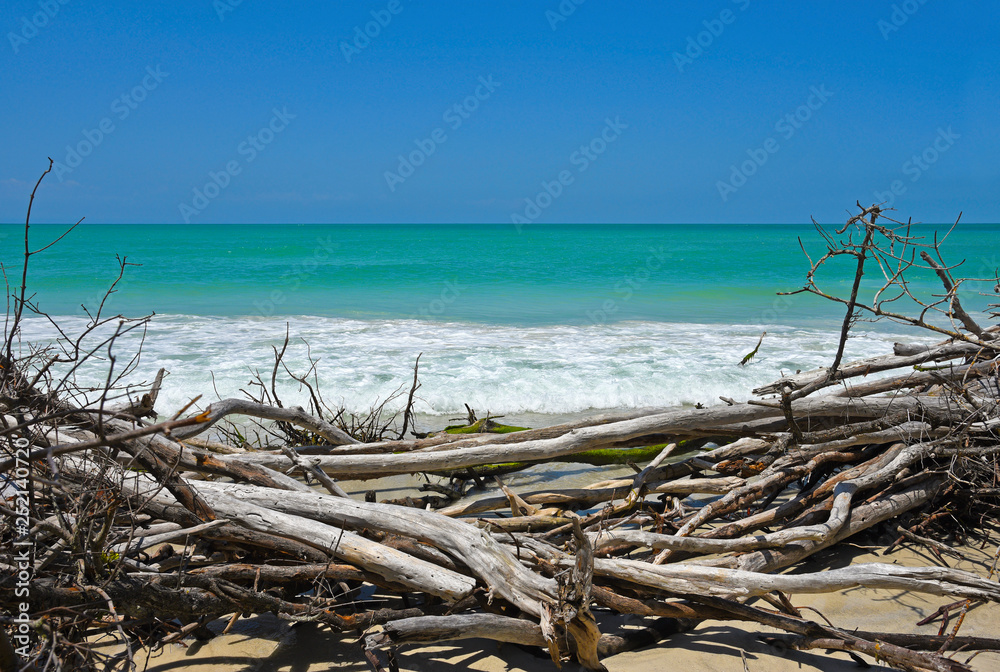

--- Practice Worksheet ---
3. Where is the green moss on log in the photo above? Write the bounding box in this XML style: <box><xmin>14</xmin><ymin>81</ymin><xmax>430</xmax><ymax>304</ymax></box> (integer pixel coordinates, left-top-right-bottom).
<box><xmin>551</xmin><ymin>444</ymin><xmax>666</xmax><ymax>466</ymax></box>
<box><xmin>431</xmin><ymin>440</ymin><xmax>708</xmax><ymax>478</ymax></box>
<box><xmin>443</xmin><ymin>418</ymin><xmax>529</xmax><ymax>434</ymax></box>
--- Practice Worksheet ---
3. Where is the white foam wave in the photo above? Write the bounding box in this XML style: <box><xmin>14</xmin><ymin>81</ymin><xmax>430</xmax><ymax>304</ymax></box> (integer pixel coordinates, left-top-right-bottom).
<box><xmin>14</xmin><ymin>315</ymin><xmax>931</xmax><ymax>418</ymax></box>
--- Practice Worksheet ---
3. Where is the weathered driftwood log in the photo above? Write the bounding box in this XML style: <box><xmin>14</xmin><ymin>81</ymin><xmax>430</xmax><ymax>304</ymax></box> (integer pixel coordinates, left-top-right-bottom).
<box><xmin>580</xmin><ymin>559</ymin><xmax>1000</xmax><ymax>602</ymax></box>
<box><xmin>172</xmin><ymin>398</ymin><xmax>358</xmax><ymax>445</ymax></box>
<box><xmin>218</xmin><ymin>396</ymin><xmax>961</xmax><ymax>478</ymax></box>
<box><xmin>363</xmin><ymin>613</ymin><xmax>686</xmax><ymax>658</ymax></box>
<box><xmin>110</xmin><ymin>518</ymin><xmax>229</xmax><ymax>556</ymax></box>
<box><xmin>363</xmin><ymin>603</ymin><xmax>990</xmax><ymax>672</ymax></box>
<box><xmin>100</xmin><ymin>463</ymin><xmax>478</xmax><ymax>601</ymax></box>
<box><xmin>692</xmin><ymin>594</ymin><xmax>976</xmax><ymax>672</ymax></box>
<box><xmin>0</xmin><ymin>413</ymin><xmax>207</xmax><ymax>474</ymax></box>
<box><xmin>187</xmin><ymin>562</ymin><xmax>367</xmax><ymax>584</ymax></box>
<box><xmin>438</xmin><ymin>477</ymin><xmax>741</xmax><ymax>518</ymax></box>
<box><xmin>297</xmin><ymin>406</ymin><xmax>678</xmax><ymax>456</ymax></box>
<box><xmin>194</xmin><ymin>480</ymin><xmax>560</xmax><ymax>618</ymax></box>
<box><xmin>832</xmin><ymin>357</ymin><xmax>998</xmax><ymax>397</ymax></box>
<box><xmin>588</xmin><ymin>481</ymin><xmax>856</xmax><ymax>555</ymax></box>
<box><xmin>199</xmin><ymin>489</ymin><xmax>477</xmax><ymax>601</ymax></box>
<box><xmin>278</xmin><ymin>444</ymin><xmax>350</xmax><ymax>497</ymax></box>
<box><xmin>765</xmin><ymin>631</ymin><xmax>1000</xmax><ymax>653</ymax></box>
<box><xmin>754</xmin><ymin>339</ymin><xmax>994</xmax><ymax>397</ymax></box>
<box><xmin>45</xmin><ymin>420</ymin><xmax>312</xmax><ymax>493</ymax></box>
<box><xmin>714</xmin><ymin>477</ymin><xmax>944</xmax><ymax>572</ymax></box>
<box><xmin>102</xmin><ymin>367</ymin><xmax>166</xmax><ymax>419</ymax></box>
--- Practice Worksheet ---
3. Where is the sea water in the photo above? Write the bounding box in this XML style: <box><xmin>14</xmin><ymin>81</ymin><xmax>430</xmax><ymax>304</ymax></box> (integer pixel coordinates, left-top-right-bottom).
<box><xmin>2</xmin><ymin>222</ymin><xmax>996</xmax><ymax>423</ymax></box>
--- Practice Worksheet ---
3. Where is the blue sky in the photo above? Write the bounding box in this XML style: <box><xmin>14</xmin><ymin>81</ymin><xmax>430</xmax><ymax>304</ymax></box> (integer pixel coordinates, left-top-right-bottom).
<box><xmin>1</xmin><ymin>1</ymin><xmax>997</xmax><ymax>224</ymax></box>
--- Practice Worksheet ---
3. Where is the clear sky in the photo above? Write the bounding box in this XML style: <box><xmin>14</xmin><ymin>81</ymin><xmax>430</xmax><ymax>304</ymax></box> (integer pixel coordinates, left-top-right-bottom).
<box><xmin>1</xmin><ymin>1</ymin><xmax>997</xmax><ymax>225</ymax></box>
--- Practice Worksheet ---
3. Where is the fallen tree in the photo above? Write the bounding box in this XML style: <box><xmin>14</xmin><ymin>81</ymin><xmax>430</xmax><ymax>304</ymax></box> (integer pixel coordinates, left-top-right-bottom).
<box><xmin>2</xmin><ymin>175</ymin><xmax>999</xmax><ymax>672</ymax></box>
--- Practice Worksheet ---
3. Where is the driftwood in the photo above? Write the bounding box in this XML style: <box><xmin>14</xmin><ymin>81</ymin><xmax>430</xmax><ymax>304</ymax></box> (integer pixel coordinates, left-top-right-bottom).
<box><xmin>4</xmin><ymin>196</ymin><xmax>1000</xmax><ymax>671</ymax></box>
<box><xmin>171</xmin><ymin>397</ymin><xmax>359</xmax><ymax>445</ymax></box>
<box><xmin>214</xmin><ymin>395</ymin><xmax>963</xmax><ymax>478</ymax></box>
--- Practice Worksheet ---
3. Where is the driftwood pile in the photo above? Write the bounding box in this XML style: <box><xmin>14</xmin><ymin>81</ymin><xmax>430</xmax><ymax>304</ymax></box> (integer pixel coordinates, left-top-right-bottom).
<box><xmin>2</xmin><ymin>181</ymin><xmax>1000</xmax><ymax>672</ymax></box>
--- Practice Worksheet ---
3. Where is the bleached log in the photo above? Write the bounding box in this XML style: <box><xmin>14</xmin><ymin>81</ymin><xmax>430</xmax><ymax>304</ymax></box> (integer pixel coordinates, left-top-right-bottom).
<box><xmin>98</xmin><ymin>418</ymin><xmax>314</xmax><ymax>492</ymax></box>
<box><xmin>171</xmin><ymin>398</ymin><xmax>358</xmax><ymax>445</ymax></box>
<box><xmin>195</xmin><ymin>480</ymin><xmax>559</xmax><ymax>618</ymax></box>
<box><xmin>102</xmin><ymin>367</ymin><xmax>166</xmax><ymax>419</ymax></box>
<box><xmin>364</xmin><ymin>613</ymin><xmax>678</xmax><ymax>661</ymax></box>
<box><xmin>588</xmin><ymin>481</ymin><xmax>856</xmax><ymax>555</ymax></box>
<box><xmin>622</xmin><ymin>442</ymin><xmax>676</xmax><ymax>508</ymax></box>
<box><xmin>767</xmin><ymin>631</ymin><xmax>1000</xmax><ymax>653</ymax></box>
<box><xmin>128</xmin><ymin>522</ymin><xmax>182</xmax><ymax>537</ymax></box>
<box><xmin>582</xmin><ymin>558</ymin><xmax>1000</xmax><ymax>602</ymax></box>
<box><xmin>589</xmin><ymin>529</ymin><xmax>782</xmax><ymax>554</ymax></box>
<box><xmin>195</xmin><ymin>489</ymin><xmax>478</xmax><ymax>601</ymax></box>
<box><xmin>110</xmin><ymin>519</ymin><xmax>229</xmax><ymax>556</ymax></box>
<box><xmin>438</xmin><ymin>477</ymin><xmax>742</xmax><ymax>518</ymax></box>
<box><xmin>831</xmin><ymin>358</ymin><xmax>998</xmax><ymax>398</ymax></box>
<box><xmin>753</xmin><ymin>341</ymin><xmax>983</xmax><ymax>396</ymax></box>
<box><xmin>180</xmin><ymin>436</ymin><xmax>248</xmax><ymax>454</ymax></box>
<box><xmin>219</xmin><ymin>396</ymin><xmax>958</xmax><ymax>478</ymax></box>
<box><xmin>98</xmin><ymin>463</ymin><xmax>477</xmax><ymax>601</ymax></box>
<box><xmin>365</xmin><ymin>613</ymin><xmax>546</xmax><ymax>649</ymax></box>
<box><xmin>188</xmin><ymin>562</ymin><xmax>366</xmax><ymax>584</ymax></box>
<box><xmin>279</xmin><ymin>445</ymin><xmax>349</xmax><ymax>498</ymax></box>
<box><xmin>475</xmin><ymin>514</ymin><xmax>572</xmax><ymax>533</ymax></box>
<box><xmin>50</xmin><ymin>421</ymin><xmax>307</xmax><ymax>493</ymax></box>
<box><xmin>713</xmin><ymin>477</ymin><xmax>943</xmax><ymax>572</ymax></box>
<box><xmin>306</xmin><ymin>406</ymin><xmax>678</xmax><ymax>456</ymax></box>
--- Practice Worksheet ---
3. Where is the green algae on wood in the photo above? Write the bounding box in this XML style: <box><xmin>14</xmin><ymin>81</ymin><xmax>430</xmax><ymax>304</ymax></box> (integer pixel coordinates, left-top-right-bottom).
<box><xmin>432</xmin><ymin>440</ymin><xmax>707</xmax><ymax>478</ymax></box>
<box><xmin>442</xmin><ymin>418</ymin><xmax>529</xmax><ymax>434</ymax></box>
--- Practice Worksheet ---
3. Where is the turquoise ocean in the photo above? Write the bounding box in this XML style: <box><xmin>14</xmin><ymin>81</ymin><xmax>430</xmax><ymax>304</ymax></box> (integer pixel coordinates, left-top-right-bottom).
<box><xmin>2</xmin><ymin>223</ymin><xmax>997</xmax><ymax>424</ymax></box>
